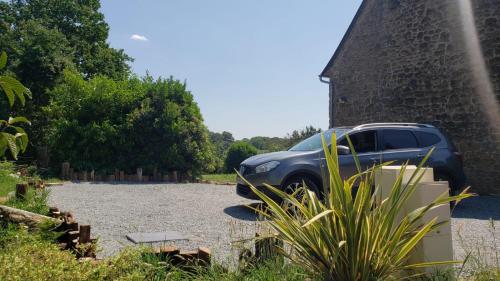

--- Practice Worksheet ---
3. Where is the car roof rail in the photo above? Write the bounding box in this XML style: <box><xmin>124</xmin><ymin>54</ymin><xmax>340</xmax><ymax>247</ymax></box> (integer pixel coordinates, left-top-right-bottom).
<box><xmin>353</xmin><ymin>123</ymin><xmax>435</xmax><ymax>130</ymax></box>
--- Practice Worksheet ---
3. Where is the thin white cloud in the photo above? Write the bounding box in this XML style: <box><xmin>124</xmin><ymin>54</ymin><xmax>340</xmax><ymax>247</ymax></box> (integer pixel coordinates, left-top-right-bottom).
<box><xmin>130</xmin><ymin>34</ymin><xmax>148</xmax><ymax>41</ymax></box>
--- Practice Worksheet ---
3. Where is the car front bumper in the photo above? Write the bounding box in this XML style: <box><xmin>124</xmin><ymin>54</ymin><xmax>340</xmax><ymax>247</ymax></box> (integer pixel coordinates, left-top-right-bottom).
<box><xmin>236</xmin><ymin>183</ymin><xmax>281</xmax><ymax>201</ymax></box>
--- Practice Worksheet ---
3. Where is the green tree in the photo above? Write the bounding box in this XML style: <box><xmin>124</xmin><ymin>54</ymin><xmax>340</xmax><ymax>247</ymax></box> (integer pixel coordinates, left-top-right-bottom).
<box><xmin>209</xmin><ymin>131</ymin><xmax>235</xmax><ymax>172</ymax></box>
<box><xmin>0</xmin><ymin>0</ymin><xmax>132</xmax><ymax>155</ymax></box>
<box><xmin>224</xmin><ymin>141</ymin><xmax>258</xmax><ymax>173</ymax></box>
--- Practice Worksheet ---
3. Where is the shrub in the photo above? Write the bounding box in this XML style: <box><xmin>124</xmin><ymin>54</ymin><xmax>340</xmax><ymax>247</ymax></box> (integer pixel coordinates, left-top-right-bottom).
<box><xmin>45</xmin><ymin>71</ymin><xmax>216</xmax><ymax>176</ymax></box>
<box><xmin>243</xmin><ymin>133</ymin><xmax>471</xmax><ymax>281</ymax></box>
<box><xmin>224</xmin><ymin>141</ymin><xmax>258</xmax><ymax>173</ymax></box>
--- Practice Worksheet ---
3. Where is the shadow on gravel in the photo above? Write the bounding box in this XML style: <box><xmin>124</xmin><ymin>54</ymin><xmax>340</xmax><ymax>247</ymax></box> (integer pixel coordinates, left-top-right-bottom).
<box><xmin>452</xmin><ymin>196</ymin><xmax>500</xmax><ymax>220</ymax></box>
<box><xmin>224</xmin><ymin>203</ymin><xmax>265</xmax><ymax>221</ymax></box>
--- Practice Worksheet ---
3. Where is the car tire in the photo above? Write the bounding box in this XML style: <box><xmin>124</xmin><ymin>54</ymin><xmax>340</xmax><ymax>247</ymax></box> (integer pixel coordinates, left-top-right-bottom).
<box><xmin>435</xmin><ymin>172</ymin><xmax>457</xmax><ymax>208</ymax></box>
<box><xmin>282</xmin><ymin>176</ymin><xmax>321</xmax><ymax>199</ymax></box>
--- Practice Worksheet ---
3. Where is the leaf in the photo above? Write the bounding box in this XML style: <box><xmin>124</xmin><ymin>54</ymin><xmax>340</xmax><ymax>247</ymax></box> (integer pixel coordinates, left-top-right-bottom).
<box><xmin>1</xmin><ymin>132</ymin><xmax>19</xmax><ymax>159</ymax></box>
<box><xmin>0</xmin><ymin>51</ymin><xmax>6</xmax><ymax>70</ymax></box>
<box><xmin>8</xmin><ymin>116</ymin><xmax>31</xmax><ymax>125</ymax></box>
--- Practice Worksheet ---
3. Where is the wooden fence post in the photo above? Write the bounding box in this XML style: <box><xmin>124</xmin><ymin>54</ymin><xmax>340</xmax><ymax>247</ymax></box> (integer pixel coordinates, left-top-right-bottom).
<box><xmin>61</xmin><ymin>162</ymin><xmax>70</xmax><ymax>180</ymax></box>
<box><xmin>15</xmin><ymin>183</ymin><xmax>28</xmax><ymax>199</ymax></box>
<box><xmin>137</xmin><ymin>168</ymin><xmax>143</xmax><ymax>182</ymax></box>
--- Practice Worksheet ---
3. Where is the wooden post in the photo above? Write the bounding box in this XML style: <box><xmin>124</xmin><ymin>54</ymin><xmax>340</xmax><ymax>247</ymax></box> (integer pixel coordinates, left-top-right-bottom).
<box><xmin>137</xmin><ymin>168</ymin><xmax>143</xmax><ymax>182</ymax></box>
<box><xmin>153</xmin><ymin>167</ymin><xmax>158</xmax><ymax>181</ymax></box>
<box><xmin>79</xmin><ymin>225</ymin><xmax>91</xmax><ymax>244</ymax></box>
<box><xmin>15</xmin><ymin>183</ymin><xmax>28</xmax><ymax>199</ymax></box>
<box><xmin>169</xmin><ymin>171</ymin><xmax>178</xmax><ymax>183</ymax></box>
<box><xmin>119</xmin><ymin>171</ymin><xmax>125</xmax><ymax>181</ymax></box>
<box><xmin>82</xmin><ymin>171</ymin><xmax>87</xmax><ymax>182</ymax></box>
<box><xmin>61</xmin><ymin>162</ymin><xmax>70</xmax><ymax>180</ymax></box>
<box><xmin>90</xmin><ymin>170</ymin><xmax>95</xmax><ymax>181</ymax></box>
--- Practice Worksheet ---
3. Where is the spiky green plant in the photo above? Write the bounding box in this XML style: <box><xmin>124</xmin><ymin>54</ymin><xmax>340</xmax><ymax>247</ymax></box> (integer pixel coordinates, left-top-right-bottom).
<box><xmin>241</xmin><ymin>133</ymin><xmax>472</xmax><ymax>281</ymax></box>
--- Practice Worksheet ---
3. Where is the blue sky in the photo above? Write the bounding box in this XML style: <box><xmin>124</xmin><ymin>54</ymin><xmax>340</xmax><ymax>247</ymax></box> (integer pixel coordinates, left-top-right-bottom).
<box><xmin>100</xmin><ymin>0</ymin><xmax>362</xmax><ymax>139</ymax></box>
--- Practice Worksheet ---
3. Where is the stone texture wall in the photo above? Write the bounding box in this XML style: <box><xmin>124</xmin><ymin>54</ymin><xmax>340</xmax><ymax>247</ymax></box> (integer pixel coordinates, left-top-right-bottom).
<box><xmin>323</xmin><ymin>0</ymin><xmax>500</xmax><ymax>194</ymax></box>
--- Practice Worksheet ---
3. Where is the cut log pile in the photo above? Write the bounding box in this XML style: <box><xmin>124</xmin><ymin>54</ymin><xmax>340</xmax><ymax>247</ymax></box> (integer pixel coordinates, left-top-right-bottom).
<box><xmin>48</xmin><ymin>207</ymin><xmax>97</xmax><ymax>258</ymax></box>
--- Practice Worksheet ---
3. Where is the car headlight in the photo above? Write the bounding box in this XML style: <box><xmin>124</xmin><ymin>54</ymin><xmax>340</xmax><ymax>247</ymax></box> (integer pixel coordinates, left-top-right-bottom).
<box><xmin>255</xmin><ymin>161</ymin><xmax>280</xmax><ymax>174</ymax></box>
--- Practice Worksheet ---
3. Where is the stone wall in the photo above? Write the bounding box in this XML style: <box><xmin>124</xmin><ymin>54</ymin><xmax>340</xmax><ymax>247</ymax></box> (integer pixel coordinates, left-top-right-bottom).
<box><xmin>323</xmin><ymin>0</ymin><xmax>500</xmax><ymax>194</ymax></box>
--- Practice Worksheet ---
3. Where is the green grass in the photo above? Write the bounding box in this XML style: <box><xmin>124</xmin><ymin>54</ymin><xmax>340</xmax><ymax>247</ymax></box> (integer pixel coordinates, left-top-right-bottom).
<box><xmin>4</xmin><ymin>188</ymin><xmax>50</xmax><ymax>215</ymax></box>
<box><xmin>0</xmin><ymin>161</ymin><xmax>20</xmax><ymax>197</ymax></box>
<box><xmin>202</xmin><ymin>173</ymin><xmax>237</xmax><ymax>183</ymax></box>
<box><xmin>0</xmin><ymin>222</ymin><xmax>314</xmax><ymax>281</ymax></box>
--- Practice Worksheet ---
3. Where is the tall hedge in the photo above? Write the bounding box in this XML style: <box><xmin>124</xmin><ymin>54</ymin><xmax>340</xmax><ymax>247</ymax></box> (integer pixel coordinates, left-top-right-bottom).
<box><xmin>45</xmin><ymin>70</ymin><xmax>215</xmax><ymax>176</ymax></box>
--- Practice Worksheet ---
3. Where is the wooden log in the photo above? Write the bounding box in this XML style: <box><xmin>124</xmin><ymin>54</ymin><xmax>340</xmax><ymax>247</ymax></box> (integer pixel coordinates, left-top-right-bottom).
<box><xmin>79</xmin><ymin>225</ymin><xmax>91</xmax><ymax>243</ymax></box>
<box><xmin>15</xmin><ymin>183</ymin><xmax>28</xmax><ymax>199</ymax></box>
<box><xmin>198</xmin><ymin>247</ymin><xmax>211</xmax><ymax>264</ymax></box>
<box><xmin>0</xmin><ymin>205</ymin><xmax>59</xmax><ymax>227</ymax></box>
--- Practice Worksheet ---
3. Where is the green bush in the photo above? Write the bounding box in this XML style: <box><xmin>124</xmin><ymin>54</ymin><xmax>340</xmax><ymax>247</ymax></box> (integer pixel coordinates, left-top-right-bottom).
<box><xmin>243</xmin><ymin>133</ymin><xmax>471</xmax><ymax>281</ymax></box>
<box><xmin>224</xmin><ymin>141</ymin><xmax>258</xmax><ymax>173</ymax></box>
<box><xmin>45</xmin><ymin>70</ymin><xmax>216</xmax><ymax>176</ymax></box>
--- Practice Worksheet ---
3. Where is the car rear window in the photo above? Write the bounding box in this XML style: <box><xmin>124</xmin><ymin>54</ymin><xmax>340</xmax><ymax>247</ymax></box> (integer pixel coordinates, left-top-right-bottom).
<box><xmin>414</xmin><ymin>131</ymin><xmax>441</xmax><ymax>147</ymax></box>
<box><xmin>382</xmin><ymin>130</ymin><xmax>418</xmax><ymax>150</ymax></box>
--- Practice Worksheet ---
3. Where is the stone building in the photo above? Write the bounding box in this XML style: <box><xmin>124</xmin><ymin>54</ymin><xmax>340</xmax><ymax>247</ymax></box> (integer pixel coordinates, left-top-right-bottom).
<box><xmin>320</xmin><ymin>0</ymin><xmax>500</xmax><ymax>194</ymax></box>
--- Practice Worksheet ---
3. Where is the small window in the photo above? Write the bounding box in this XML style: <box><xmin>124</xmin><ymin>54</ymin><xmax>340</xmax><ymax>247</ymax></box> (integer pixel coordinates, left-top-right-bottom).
<box><xmin>382</xmin><ymin>130</ymin><xmax>418</xmax><ymax>150</ymax></box>
<box><xmin>414</xmin><ymin>131</ymin><xmax>441</xmax><ymax>147</ymax></box>
<box><xmin>339</xmin><ymin>130</ymin><xmax>377</xmax><ymax>153</ymax></box>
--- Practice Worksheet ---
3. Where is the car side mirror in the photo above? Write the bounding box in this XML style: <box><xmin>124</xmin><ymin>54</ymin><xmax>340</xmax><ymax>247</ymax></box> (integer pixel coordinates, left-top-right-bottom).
<box><xmin>337</xmin><ymin>145</ymin><xmax>351</xmax><ymax>155</ymax></box>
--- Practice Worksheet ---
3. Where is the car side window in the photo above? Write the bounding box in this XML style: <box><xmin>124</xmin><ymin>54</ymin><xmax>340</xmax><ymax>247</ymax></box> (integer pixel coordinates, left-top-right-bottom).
<box><xmin>338</xmin><ymin>130</ymin><xmax>377</xmax><ymax>154</ymax></box>
<box><xmin>382</xmin><ymin>129</ymin><xmax>418</xmax><ymax>150</ymax></box>
<box><xmin>414</xmin><ymin>131</ymin><xmax>441</xmax><ymax>147</ymax></box>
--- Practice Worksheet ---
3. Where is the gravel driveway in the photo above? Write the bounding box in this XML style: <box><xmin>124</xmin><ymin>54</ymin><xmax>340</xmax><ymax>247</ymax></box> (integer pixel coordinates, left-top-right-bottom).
<box><xmin>49</xmin><ymin>183</ymin><xmax>500</xmax><ymax>263</ymax></box>
<box><xmin>48</xmin><ymin>183</ymin><xmax>260</xmax><ymax>264</ymax></box>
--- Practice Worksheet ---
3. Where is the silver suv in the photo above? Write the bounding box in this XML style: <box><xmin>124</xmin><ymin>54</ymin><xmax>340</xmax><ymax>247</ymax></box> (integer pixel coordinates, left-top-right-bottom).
<box><xmin>236</xmin><ymin>123</ymin><xmax>466</xmax><ymax>199</ymax></box>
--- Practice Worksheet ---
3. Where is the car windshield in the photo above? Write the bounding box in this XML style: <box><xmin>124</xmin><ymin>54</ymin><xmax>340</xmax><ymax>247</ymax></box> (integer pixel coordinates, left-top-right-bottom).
<box><xmin>289</xmin><ymin>128</ymin><xmax>351</xmax><ymax>151</ymax></box>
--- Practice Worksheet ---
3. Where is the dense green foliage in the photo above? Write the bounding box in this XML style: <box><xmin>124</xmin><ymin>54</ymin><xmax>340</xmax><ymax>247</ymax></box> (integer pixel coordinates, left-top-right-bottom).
<box><xmin>244</xmin><ymin>134</ymin><xmax>472</xmax><ymax>281</ymax></box>
<box><xmin>0</xmin><ymin>161</ymin><xmax>18</xmax><ymax>197</ymax></box>
<box><xmin>224</xmin><ymin>141</ymin><xmax>258</xmax><ymax>172</ymax></box>
<box><xmin>210</xmin><ymin>131</ymin><xmax>235</xmax><ymax>172</ymax></box>
<box><xmin>0</xmin><ymin>0</ymin><xmax>131</xmax><ymax>152</ymax></box>
<box><xmin>44</xmin><ymin>70</ymin><xmax>215</xmax><ymax>176</ymax></box>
